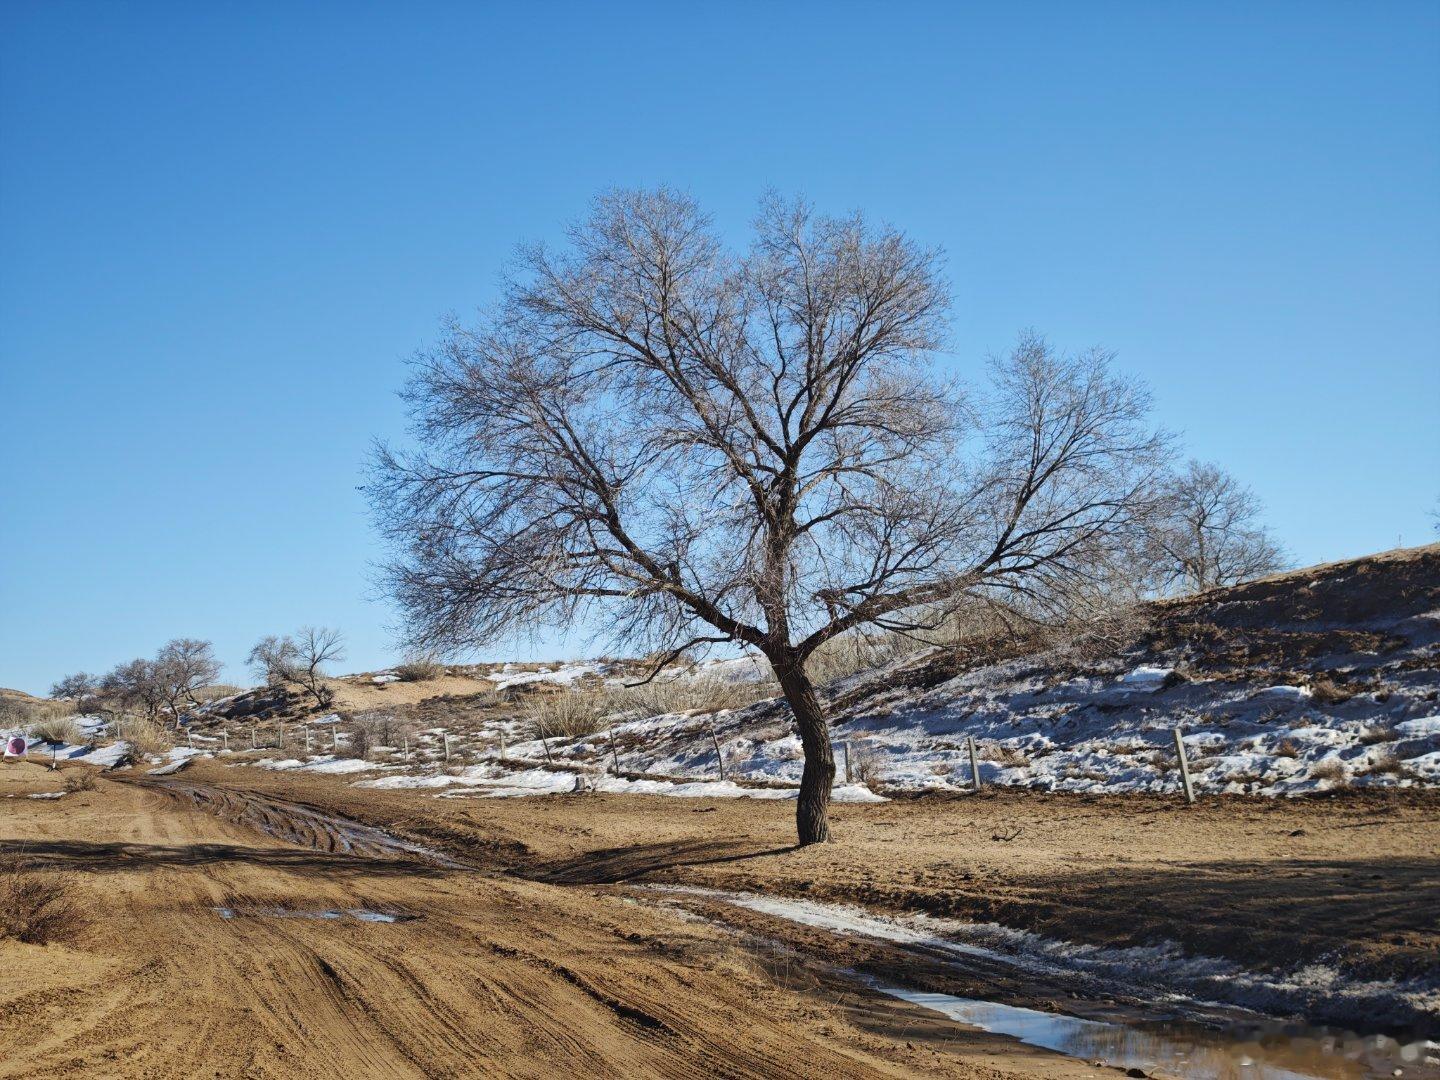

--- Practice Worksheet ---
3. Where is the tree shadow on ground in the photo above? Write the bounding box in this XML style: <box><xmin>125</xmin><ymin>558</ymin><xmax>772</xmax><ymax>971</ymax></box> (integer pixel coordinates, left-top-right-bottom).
<box><xmin>526</xmin><ymin>838</ymin><xmax>796</xmax><ymax>885</ymax></box>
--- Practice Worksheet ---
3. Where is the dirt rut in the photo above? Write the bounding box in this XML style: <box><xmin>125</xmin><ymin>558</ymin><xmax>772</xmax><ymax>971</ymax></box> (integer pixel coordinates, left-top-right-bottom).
<box><xmin>2</xmin><ymin>777</ymin><xmax>1098</xmax><ymax>1079</ymax></box>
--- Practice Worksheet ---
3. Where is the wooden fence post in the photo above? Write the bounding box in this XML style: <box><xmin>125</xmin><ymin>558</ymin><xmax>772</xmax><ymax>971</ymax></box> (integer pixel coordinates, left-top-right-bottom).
<box><xmin>403</xmin><ymin>732</ymin><xmax>409</xmax><ymax>761</ymax></box>
<box><xmin>304</xmin><ymin>726</ymin><xmax>311</xmax><ymax>753</ymax></box>
<box><xmin>843</xmin><ymin>741</ymin><xmax>852</xmax><ymax>784</ymax></box>
<box><xmin>500</xmin><ymin>730</ymin><xmax>506</xmax><ymax>761</ymax></box>
<box><xmin>186</xmin><ymin>729</ymin><xmax>194</xmax><ymax>749</ymax></box>
<box><xmin>278</xmin><ymin>725</ymin><xmax>284</xmax><ymax>750</ymax></box>
<box><xmin>250</xmin><ymin>724</ymin><xmax>256</xmax><ymax>750</ymax></box>
<box><xmin>967</xmin><ymin>735</ymin><xmax>982</xmax><ymax>793</ymax></box>
<box><xmin>709</xmin><ymin>721</ymin><xmax>726</xmax><ymax>782</ymax></box>
<box><xmin>222</xmin><ymin>730</ymin><xmax>229</xmax><ymax>752</ymax></box>
<box><xmin>1173</xmin><ymin>727</ymin><xmax>1196</xmax><ymax>805</ymax></box>
<box><xmin>607</xmin><ymin>728</ymin><xmax>620</xmax><ymax>775</ymax></box>
<box><xmin>443</xmin><ymin>732</ymin><xmax>451</xmax><ymax>764</ymax></box>
<box><xmin>331</xmin><ymin>725</ymin><xmax>338</xmax><ymax>752</ymax></box>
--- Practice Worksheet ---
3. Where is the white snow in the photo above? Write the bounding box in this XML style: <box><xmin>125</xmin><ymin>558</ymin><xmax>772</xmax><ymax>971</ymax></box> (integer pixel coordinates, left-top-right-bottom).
<box><xmin>255</xmin><ymin>755</ymin><xmax>380</xmax><ymax>775</ymax></box>
<box><xmin>489</xmin><ymin>663</ymin><xmax>599</xmax><ymax>691</ymax></box>
<box><xmin>1117</xmin><ymin>666</ymin><xmax>1172</xmax><ymax>690</ymax></box>
<box><xmin>353</xmin><ymin>762</ymin><xmax>885</xmax><ymax>802</ymax></box>
<box><xmin>1396</xmin><ymin>715</ymin><xmax>1440</xmax><ymax>737</ymax></box>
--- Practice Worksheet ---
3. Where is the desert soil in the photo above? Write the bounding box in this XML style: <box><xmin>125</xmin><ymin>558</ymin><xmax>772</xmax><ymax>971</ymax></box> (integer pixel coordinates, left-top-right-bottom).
<box><xmin>198</xmin><ymin>763</ymin><xmax>1440</xmax><ymax>986</ymax></box>
<box><xmin>1</xmin><ymin>760</ymin><xmax>1138</xmax><ymax>1080</ymax></box>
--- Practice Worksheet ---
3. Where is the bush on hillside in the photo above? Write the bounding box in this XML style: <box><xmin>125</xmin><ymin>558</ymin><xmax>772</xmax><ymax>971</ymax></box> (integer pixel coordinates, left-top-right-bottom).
<box><xmin>394</xmin><ymin>659</ymin><xmax>446</xmax><ymax>682</ymax></box>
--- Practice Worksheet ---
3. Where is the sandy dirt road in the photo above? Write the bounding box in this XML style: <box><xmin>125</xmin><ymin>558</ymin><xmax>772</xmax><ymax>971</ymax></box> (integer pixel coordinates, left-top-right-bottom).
<box><xmin>199</xmin><ymin>764</ymin><xmax>1440</xmax><ymax>990</ymax></box>
<box><xmin>0</xmin><ymin>769</ymin><xmax>1116</xmax><ymax>1080</ymax></box>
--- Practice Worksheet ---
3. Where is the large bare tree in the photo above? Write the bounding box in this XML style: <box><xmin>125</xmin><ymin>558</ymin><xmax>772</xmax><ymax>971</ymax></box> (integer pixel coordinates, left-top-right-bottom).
<box><xmin>1142</xmin><ymin>460</ymin><xmax>1287</xmax><ymax>594</ymax></box>
<box><xmin>371</xmin><ymin>189</ymin><xmax>1168</xmax><ymax>844</ymax></box>
<box><xmin>155</xmin><ymin>638</ymin><xmax>222</xmax><ymax>722</ymax></box>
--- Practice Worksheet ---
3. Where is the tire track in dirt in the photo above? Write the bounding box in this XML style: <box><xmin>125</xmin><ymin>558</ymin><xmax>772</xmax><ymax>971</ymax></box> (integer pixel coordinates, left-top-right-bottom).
<box><xmin>5</xmin><ymin>778</ymin><xmax>1055</xmax><ymax>1078</ymax></box>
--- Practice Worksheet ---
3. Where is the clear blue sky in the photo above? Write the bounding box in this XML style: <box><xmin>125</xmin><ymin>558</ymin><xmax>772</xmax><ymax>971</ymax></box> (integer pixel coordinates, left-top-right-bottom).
<box><xmin>2</xmin><ymin>2</ymin><xmax>1438</xmax><ymax>696</ymax></box>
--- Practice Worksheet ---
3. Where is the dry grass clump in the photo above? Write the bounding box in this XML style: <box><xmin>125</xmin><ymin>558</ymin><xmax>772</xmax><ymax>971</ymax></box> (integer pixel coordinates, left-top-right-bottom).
<box><xmin>622</xmin><ymin>675</ymin><xmax>774</xmax><ymax>717</ymax></box>
<box><xmin>193</xmin><ymin>684</ymin><xmax>246</xmax><ymax>703</ymax></box>
<box><xmin>0</xmin><ymin>697</ymin><xmax>76</xmax><ymax>729</ymax></box>
<box><xmin>982</xmin><ymin>743</ymin><xmax>1029</xmax><ymax>768</ymax></box>
<box><xmin>1307</xmin><ymin>675</ymin><xmax>1356</xmax><ymax>705</ymax></box>
<box><xmin>1357</xmin><ymin>722</ymin><xmax>1396</xmax><ymax>746</ymax></box>
<box><xmin>394</xmin><ymin>658</ymin><xmax>446</xmax><ymax>682</ymax></box>
<box><xmin>1357</xmin><ymin>749</ymin><xmax>1404</xmax><ymax>777</ymax></box>
<box><xmin>0</xmin><ymin>853</ymin><xmax>86</xmax><ymax>945</ymax></box>
<box><xmin>112</xmin><ymin>714</ymin><xmax>168</xmax><ymax>757</ymax></box>
<box><xmin>62</xmin><ymin>769</ymin><xmax>96</xmax><ymax>794</ymax></box>
<box><xmin>520</xmin><ymin>675</ymin><xmax>775</xmax><ymax>744</ymax></box>
<box><xmin>1310</xmin><ymin>759</ymin><xmax>1347</xmax><ymax>782</ymax></box>
<box><xmin>26</xmin><ymin>715</ymin><xmax>81</xmax><ymax>745</ymax></box>
<box><xmin>522</xmin><ymin>693</ymin><xmax>615</xmax><ymax>741</ymax></box>
<box><xmin>1273</xmin><ymin>737</ymin><xmax>1303</xmax><ymax>758</ymax></box>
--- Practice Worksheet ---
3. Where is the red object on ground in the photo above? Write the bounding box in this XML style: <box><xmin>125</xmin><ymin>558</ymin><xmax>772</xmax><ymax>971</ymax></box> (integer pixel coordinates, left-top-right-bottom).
<box><xmin>4</xmin><ymin>735</ymin><xmax>27</xmax><ymax>757</ymax></box>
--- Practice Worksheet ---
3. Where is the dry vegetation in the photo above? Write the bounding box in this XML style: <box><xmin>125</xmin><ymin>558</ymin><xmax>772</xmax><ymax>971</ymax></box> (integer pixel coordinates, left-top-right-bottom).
<box><xmin>0</xmin><ymin>852</ymin><xmax>85</xmax><ymax>945</ymax></box>
<box><xmin>522</xmin><ymin>676</ymin><xmax>778</xmax><ymax>744</ymax></box>
<box><xmin>394</xmin><ymin>658</ymin><xmax>446</xmax><ymax>682</ymax></box>
<box><xmin>110</xmin><ymin>714</ymin><xmax>168</xmax><ymax>757</ymax></box>
<box><xmin>24</xmin><ymin>714</ymin><xmax>82</xmax><ymax>745</ymax></box>
<box><xmin>0</xmin><ymin>695</ymin><xmax>77</xmax><ymax>730</ymax></box>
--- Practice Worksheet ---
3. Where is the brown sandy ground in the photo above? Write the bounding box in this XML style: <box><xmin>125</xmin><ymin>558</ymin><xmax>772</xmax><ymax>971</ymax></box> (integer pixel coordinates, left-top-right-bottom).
<box><xmin>198</xmin><ymin>763</ymin><xmax>1440</xmax><ymax>988</ymax></box>
<box><xmin>0</xmin><ymin>766</ymin><xmax>1128</xmax><ymax>1080</ymax></box>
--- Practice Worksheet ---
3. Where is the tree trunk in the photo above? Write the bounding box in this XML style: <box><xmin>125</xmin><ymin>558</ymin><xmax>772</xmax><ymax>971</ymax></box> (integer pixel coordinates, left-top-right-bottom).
<box><xmin>773</xmin><ymin>656</ymin><xmax>834</xmax><ymax>846</ymax></box>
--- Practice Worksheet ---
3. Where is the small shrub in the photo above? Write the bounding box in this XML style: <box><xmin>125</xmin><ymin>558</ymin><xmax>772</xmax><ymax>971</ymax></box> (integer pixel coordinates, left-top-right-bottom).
<box><xmin>1310</xmin><ymin>759</ymin><xmax>1347</xmax><ymax>782</ymax></box>
<box><xmin>0</xmin><ymin>853</ymin><xmax>86</xmax><ymax>944</ymax></box>
<box><xmin>1273</xmin><ymin>737</ymin><xmax>1302</xmax><ymax>758</ymax></box>
<box><xmin>62</xmin><ymin>770</ymin><xmax>96</xmax><ymax>794</ymax></box>
<box><xmin>27</xmin><ymin>715</ymin><xmax>81</xmax><ymax>745</ymax></box>
<box><xmin>982</xmin><ymin>743</ymin><xmax>1028</xmax><ymax>769</ymax></box>
<box><xmin>522</xmin><ymin>694</ymin><xmax>613</xmax><ymax>741</ymax></box>
<box><xmin>1357</xmin><ymin>749</ymin><xmax>1403</xmax><ymax>777</ymax></box>
<box><xmin>394</xmin><ymin>658</ymin><xmax>446</xmax><ymax>682</ymax></box>
<box><xmin>1308</xmin><ymin>676</ymin><xmax>1354</xmax><ymax>705</ymax></box>
<box><xmin>846</xmin><ymin>742</ymin><xmax>884</xmax><ymax>786</ymax></box>
<box><xmin>348</xmin><ymin>712</ymin><xmax>411</xmax><ymax>759</ymax></box>
<box><xmin>112</xmin><ymin>714</ymin><xmax>168</xmax><ymax>758</ymax></box>
<box><xmin>1357</xmin><ymin>722</ymin><xmax>1396</xmax><ymax>746</ymax></box>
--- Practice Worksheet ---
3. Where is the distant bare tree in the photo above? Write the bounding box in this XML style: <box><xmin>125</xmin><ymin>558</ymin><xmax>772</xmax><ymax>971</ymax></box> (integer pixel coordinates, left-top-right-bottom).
<box><xmin>247</xmin><ymin>634</ymin><xmax>301</xmax><ymax>687</ymax></box>
<box><xmin>1142</xmin><ymin>460</ymin><xmax>1287</xmax><ymax>594</ymax></box>
<box><xmin>154</xmin><ymin>638</ymin><xmax>222</xmax><ymax>722</ymax></box>
<box><xmin>370</xmin><ymin>189</ymin><xmax>1169</xmax><ymax>845</ymax></box>
<box><xmin>100</xmin><ymin>658</ymin><xmax>165</xmax><ymax>721</ymax></box>
<box><xmin>50</xmin><ymin>672</ymin><xmax>100</xmax><ymax>713</ymax></box>
<box><xmin>293</xmin><ymin>627</ymin><xmax>344</xmax><ymax>707</ymax></box>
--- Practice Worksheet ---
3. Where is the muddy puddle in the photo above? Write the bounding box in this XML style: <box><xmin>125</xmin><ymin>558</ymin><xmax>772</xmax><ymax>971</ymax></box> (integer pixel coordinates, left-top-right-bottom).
<box><xmin>214</xmin><ymin>905</ymin><xmax>418</xmax><ymax>923</ymax></box>
<box><xmin>642</xmin><ymin>886</ymin><xmax>1438</xmax><ymax>1080</ymax></box>
<box><xmin>862</xmin><ymin>977</ymin><xmax>1431</xmax><ymax>1079</ymax></box>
